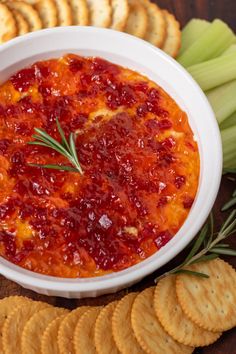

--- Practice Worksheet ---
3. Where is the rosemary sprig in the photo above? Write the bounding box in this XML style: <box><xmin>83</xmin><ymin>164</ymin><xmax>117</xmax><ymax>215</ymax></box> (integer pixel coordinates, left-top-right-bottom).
<box><xmin>155</xmin><ymin>209</ymin><xmax>236</xmax><ymax>282</ymax></box>
<box><xmin>27</xmin><ymin>118</ymin><xmax>83</xmax><ymax>175</ymax></box>
<box><xmin>222</xmin><ymin>195</ymin><xmax>236</xmax><ymax>211</ymax></box>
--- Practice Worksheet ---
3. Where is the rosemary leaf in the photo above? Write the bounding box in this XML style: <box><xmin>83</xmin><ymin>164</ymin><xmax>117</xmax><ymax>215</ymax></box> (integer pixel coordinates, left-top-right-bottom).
<box><xmin>173</xmin><ymin>269</ymin><xmax>209</xmax><ymax>278</ymax></box>
<box><xmin>184</xmin><ymin>223</ymin><xmax>208</xmax><ymax>263</ymax></box>
<box><xmin>220</xmin><ymin>209</ymin><xmax>236</xmax><ymax>232</ymax></box>
<box><xmin>29</xmin><ymin>140</ymin><xmax>70</xmax><ymax>159</ymax></box>
<box><xmin>215</xmin><ymin>243</ymin><xmax>230</xmax><ymax>248</ymax></box>
<box><xmin>189</xmin><ymin>253</ymin><xmax>219</xmax><ymax>264</ymax></box>
<box><xmin>28</xmin><ymin>141</ymin><xmax>50</xmax><ymax>148</ymax></box>
<box><xmin>210</xmin><ymin>248</ymin><xmax>236</xmax><ymax>256</ymax></box>
<box><xmin>221</xmin><ymin>196</ymin><xmax>236</xmax><ymax>211</ymax></box>
<box><xmin>206</xmin><ymin>212</ymin><xmax>214</xmax><ymax>247</ymax></box>
<box><xmin>56</xmin><ymin>118</ymin><xmax>70</xmax><ymax>151</ymax></box>
<box><xmin>69</xmin><ymin>133</ymin><xmax>83</xmax><ymax>174</ymax></box>
<box><xmin>28</xmin><ymin>163</ymin><xmax>78</xmax><ymax>172</ymax></box>
<box><xmin>233</xmin><ymin>189</ymin><xmax>236</xmax><ymax>197</ymax></box>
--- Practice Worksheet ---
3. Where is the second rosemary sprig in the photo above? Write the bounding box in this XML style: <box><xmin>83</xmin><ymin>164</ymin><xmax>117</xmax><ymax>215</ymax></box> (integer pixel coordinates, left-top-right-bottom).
<box><xmin>155</xmin><ymin>209</ymin><xmax>236</xmax><ymax>282</ymax></box>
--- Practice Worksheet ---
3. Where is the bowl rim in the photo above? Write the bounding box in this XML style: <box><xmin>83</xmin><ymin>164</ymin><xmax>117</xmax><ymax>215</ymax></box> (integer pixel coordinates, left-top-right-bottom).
<box><xmin>0</xmin><ymin>26</ymin><xmax>222</xmax><ymax>293</ymax></box>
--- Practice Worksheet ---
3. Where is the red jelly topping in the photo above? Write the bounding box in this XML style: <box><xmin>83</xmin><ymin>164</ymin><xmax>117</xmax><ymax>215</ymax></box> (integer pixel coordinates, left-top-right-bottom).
<box><xmin>0</xmin><ymin>54</ymin><xmax>200</xmax><ymax>278</ymax></box>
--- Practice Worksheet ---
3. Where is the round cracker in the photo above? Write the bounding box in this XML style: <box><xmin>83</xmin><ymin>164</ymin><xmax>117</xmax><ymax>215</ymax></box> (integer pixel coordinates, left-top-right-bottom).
<box><xmin>0</xmin><ymin>3</ymin><xmax>17</xmax><ymax>43</ymax></box>
<box><xmin>161</xmin><ymin>10</ymin><xmax>181</xmax><ymax>58</ymax></box>
<box><xmin>2</xmin><ymin>301</ymin><xmax>51</xmax><ymax>354</ymax></box>
<box><xmin>86</xmin><ymin>0</ymin><xmax>111</xmax><ymax>28</ymax></box>
<box><xmin>176</xmin><ymin>258</ymin><xmax>236</xmax><ymax>332</ymax></box>
<box><xmin>139</xmin><ymin>0</ymin><xmax>166</xmax><ymax>47</ymax></box>
<box><xmin>125</xmin><ymin>0</ymin><xmax>147</xmax><ymax>39</ymax></box>
<box><xmin>6</xmin><ymin>1</ymin><xmax>42</xmax><ymax>31</ymax></box>
<box><xmin>112</xmin><ymin>293</ymin><xmax>145</xmax><ymax>354</ymax></box>
<box><xmin>54</xmin><ymin>0</ymin><xmax>72</xmax><ymax>26</ymax></box>
<box><xmin>73</xmin><ymin>307</ymin><xmax>101</xmax><ymax>354</ymax></box>
<box><xmin>94</xmin><ymin>302</ymin><xmax>119</xmax><ymax>354</ymax></box>
<box><xmin>22</xmin><ymin>307</ymin><xmax>69</xmax><ymax>354</ymax></box>
<box><xmin>0</xmin><ymin>296</ymin><xmax>31</xmax><ymax>352</ymax></box>
<box><xmin>69</xmin><ymin>0</ymin><xmax>89</xmax><ymax>25</ymax></box>
<box><xmin>25</xmin><ymin>0</ymin><xmax>57</xmax><ymax>28</ymax></box>
<box><xmin>41</xmin><ymin>315</ymin><xmax>66</xmax><ymax>354</ymax></box>
<box><xmin>12</xmin><ymin>9</ymin><xmax>29</xmax><ymax>35</ymax></box>
<box><xmin>110</xmin><ymin>0</ymin><xmax>129</xmax><ymax>31</ymax></box>
<box><xmin>154</xmin><ymin>276</ymin><xmax>221</xmax><ymax>347</ymax></box>
<box><xmin>58</xmin><ymin>306</ymin><xmax>89</xmax><ymax>354</ymax></box>
<box><xmin>131</xmin><ymin>287</ymin><xmax>194</xmax><ymax>354</ymax></box>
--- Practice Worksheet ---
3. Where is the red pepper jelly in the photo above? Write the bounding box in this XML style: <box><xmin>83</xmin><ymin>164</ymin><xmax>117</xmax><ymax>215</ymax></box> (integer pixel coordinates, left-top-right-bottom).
<box><xmin>0</xmin><ymin>54</ymin><xmax>200</xmax><ymax>277</ymax></box>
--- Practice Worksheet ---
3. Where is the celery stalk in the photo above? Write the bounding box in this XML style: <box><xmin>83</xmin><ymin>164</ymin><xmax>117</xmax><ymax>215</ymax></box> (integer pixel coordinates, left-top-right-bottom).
<box><xmin>187</xmin><ymin>53</ymin><xmax>236</xmax><ymax>91</ymax></box>
<box><xmin>207</xmin><ymin>80</ymin><xmax>236</xmax><ymax>124</ymax></box>
<box><xmin>177</xmin><ymin>19</ymin><xmax>235</xmax><ymax>67</ymax></box>
<box><xmin>220</xmin><ymin>111</ymin><xmax>236</xmax><ymax>130</ymax></box>
<box><xmin>221</xmin><ymin>44</ymin><xmax>236</xmax><ymax>56</ymax></box>
<box><xmin>221</xmin><ymin>125</ymin><xmax>236</xmax><ymax>169</ymax></box>
<box><xmin>179</xmin><ymin>19</ymin><xmax>210</xmax><ymax>55</ymax></box>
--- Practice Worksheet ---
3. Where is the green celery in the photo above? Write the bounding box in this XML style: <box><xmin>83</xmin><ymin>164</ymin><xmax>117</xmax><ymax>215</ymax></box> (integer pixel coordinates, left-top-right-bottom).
<box><xmin>221</xmin><ymin>44</ymin><xmax>236</xmax><ymax>56</ymax></box>
<box><xmin>221</xmin><ymin>125</ymin><xmax>236</xmax><ymax>169</ymax></box>
<box><xmin>179</xmin><ymin>19</ymin><xmax>210</xmax><ymax>55</ymax></box>
<box><xmin>207</xmin><ymin>80</ymin><xmax>236</xmax><ymax>124</ymax></box>
<box><xmin>187</xmin><ymin>53</ymin><xmax>236</xmax><ymax>91</ymax></box>
<box><xmin>220</xmin><ymin>111</ymin><xmax>236</xmax><ymax>129</ymax></box>
<box><xmin>177</xmin><ymin>19</ymin><xmax>235</xmax><ymax>67</ymax></box>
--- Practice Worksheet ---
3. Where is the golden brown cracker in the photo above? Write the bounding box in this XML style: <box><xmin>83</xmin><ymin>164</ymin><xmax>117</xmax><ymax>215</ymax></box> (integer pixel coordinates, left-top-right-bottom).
<box><xmin>23</xmin><ymin>0</ymin><xmax>57</xmax><ymax>27</ymax></box>
<box><xmin>94</xmin><ymin>302</ymin><xmax>119</xmax><ymax>354</ymax></box>
<box><xmin>2</xmin><ymin>301</ymin><xmax>51</xmax><ymax>354</ymax></box>
<box><xmin>54</xmin><ymin>0</ymin><xmax>73</xmax><ymax>26</ymax></box>
<box><xmin>139</xmin><ymin>0</ymin><xmax>166</xmax><ymax>47</ymax></box>
<box><xmin>131</xmin><ymin>287</ymin><xmax>194</xmax><ymax>354</ymax></box>
<box><xmin>161</xmin><ymin>10</ymin><xmax>181</xmax><ymax>58</ymax></box>
<box><xmin>69</xmin><ymin>0</ymin><xmax>89</xmax><ymax>25</ymax></box>
<box><xmin>22</xmin><ymin>307</ymin><xmax>69</xmax><ymax>354</ymax></box>
<box><xmin>0</xmin><ymin>3</ymin><xmax>17</xmax><ymax>43</ymax></box>
<box><xmin>41</xmin><ymin>315</ymin><xmax>66</xmax><ymax>354</ymax></box>
<box><xmin>154</xmin><ymin>276</ymin><xmax>221</xmax><ymax>347</ymax></box>
<box><xmin>12</xmin><ymin>9</ymin><xmax>29</xmax><ymax>35</ymax></box>
<box><xmin>58</xmin><ymin>306</ymin><xmax>89</xmax><ymax>354</ymax></box>
<box><xmin>86</xmin><ymin>0</ymin><xmax>111</xmax><ymax>28</ymax></box>
<box><xmin>0</xmin><ymin>296</ymin><xmax>31</xmax><ymax>352</ymax></box>
<box><xmin>125</xmin><ymin>0</ymin><xmax>147</xmax><ymax>39</ymax></box>
<box><xmin>110</xmin><ymin>0</ymin><xmax>129</xmax><ymax>31</ymax></box>
<box><xmin>6</xmin><ymin>1</ymin><xmax>42</xmax><ymax>31</ymax></box>
<box><xmin>73</xmin><ymin>307</ymin><xmax>101</xmax><ymax>354</ymax></box>
<box><xmin>112</xmin><ymin>293</ymin><xmax>145</xmax><ymax>354</ymax></box>
<box><xmin>176</xmin><ymin>258</ymin><xmax>236</xmax><ymax>332</ymax></box>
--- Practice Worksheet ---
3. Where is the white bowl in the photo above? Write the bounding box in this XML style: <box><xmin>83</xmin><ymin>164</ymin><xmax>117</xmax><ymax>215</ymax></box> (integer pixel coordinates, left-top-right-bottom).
<box><xmin>0</xmin><ymin>27</ymin><xmax>222</xmax><ymax>298</ymax></box>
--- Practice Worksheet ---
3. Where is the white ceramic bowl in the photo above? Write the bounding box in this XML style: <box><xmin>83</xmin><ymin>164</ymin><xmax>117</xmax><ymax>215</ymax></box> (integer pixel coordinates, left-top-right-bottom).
<box><xmin>0</xmin><ymin>27</ymin><xmax>222</xmax><ymax>298</ymax></box>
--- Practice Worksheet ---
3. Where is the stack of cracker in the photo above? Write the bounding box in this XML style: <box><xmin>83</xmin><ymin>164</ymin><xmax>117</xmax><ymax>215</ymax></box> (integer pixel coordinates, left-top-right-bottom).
<box><xmin>0</xmin><ymin>258</ymin><xmax>235</xmax><ymax>353</ymax></box>
<box><xmin>0</xmin><ymin>0</ymin><xmax>181</xmax><ymax>57</ymax></box>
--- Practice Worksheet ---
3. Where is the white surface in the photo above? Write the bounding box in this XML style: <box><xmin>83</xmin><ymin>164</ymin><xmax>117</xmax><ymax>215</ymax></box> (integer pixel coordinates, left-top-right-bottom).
<box><xmin>0</xmin><ymin>27</ymin><xmax>222</xmax><ymax>298</ymax></box>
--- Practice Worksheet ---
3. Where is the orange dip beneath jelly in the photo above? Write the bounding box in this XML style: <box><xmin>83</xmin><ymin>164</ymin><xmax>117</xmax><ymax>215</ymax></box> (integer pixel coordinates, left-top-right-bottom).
<box><xmin>0</xmin><ymin>54</ymin><xmax>199</xmax><ymax>277</ymax></box>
